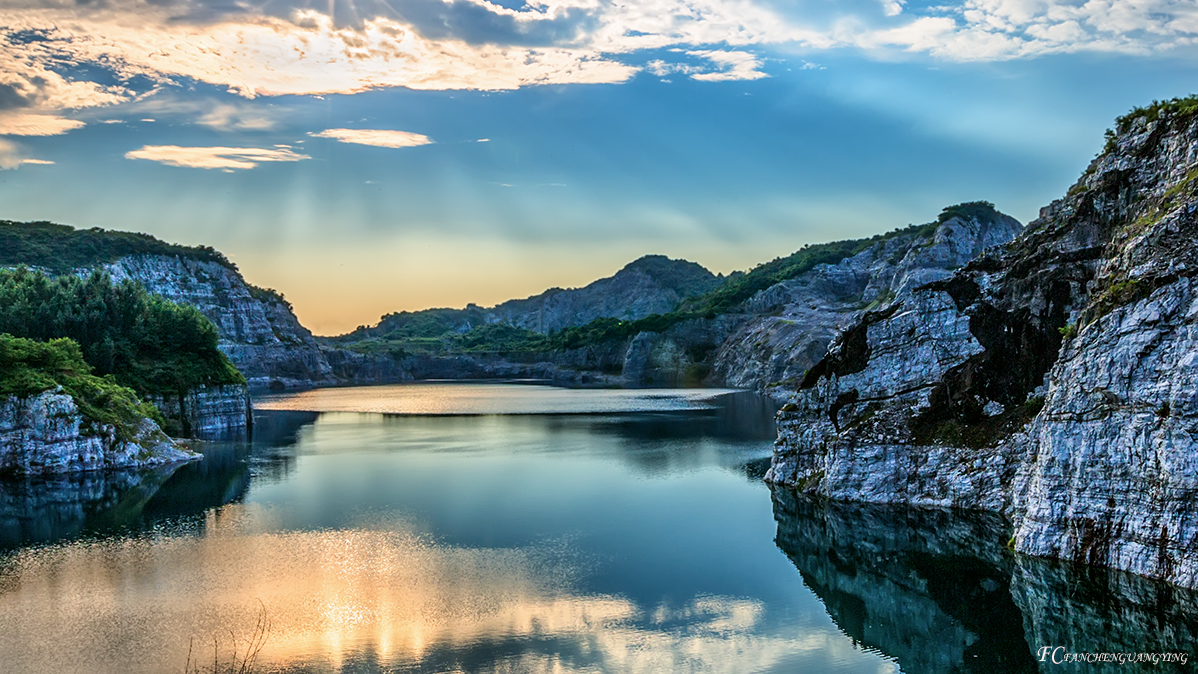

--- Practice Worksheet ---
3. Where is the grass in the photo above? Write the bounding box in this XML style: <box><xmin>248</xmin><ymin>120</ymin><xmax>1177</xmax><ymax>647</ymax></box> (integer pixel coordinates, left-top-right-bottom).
<box><xmin>183</xmin><ymin>602</ymin><xmax>270</xmax><ymax>674</ymax></box>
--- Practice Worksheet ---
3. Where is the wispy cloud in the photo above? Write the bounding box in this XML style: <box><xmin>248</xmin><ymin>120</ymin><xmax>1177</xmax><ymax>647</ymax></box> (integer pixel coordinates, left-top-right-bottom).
<box><xmin>0</xmin><ymin>112</ymin><xmax>86</xmax><ymax>136</ymax></box>
<box><xmin>310</xmin><ymin>128</ymin><xmax>433</xmax><ymax>148</ymax></box>
<box><xmin>0</xmin><ymin>138</ymin><xmax>53</xmax><ymax>169</ymax></box>
<box><xmin>687</xmin><ymin>50</ymin><xmax>768</xmax><ymax>81</ymax></box>
<box><xmin>124</xmin><ymin>145</ymin><xmax>310</xmax><ymax>170</ymax></box>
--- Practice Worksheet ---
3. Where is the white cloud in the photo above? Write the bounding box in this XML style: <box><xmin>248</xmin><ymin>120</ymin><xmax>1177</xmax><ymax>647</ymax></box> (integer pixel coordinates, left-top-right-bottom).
<box><xmin>882</xmin><ymin>0</ymin><xmax>906</xmax><ymax>17</ymax></box>
<box><xmin>0</xmin><ymin>0</ymin><xmax>1196</xmax><ymax>137</ymax></box>
<box><xmin>0</xmin><ymin>138</ymin><xmax>53</xmax><ymax>169</ymax></box>
<box><xmin>124</xmin><ymin>145</ymin><xmax>310</xmax><ymax>169</ymax></box>
<box><xmin>310</xmin><ymin>128</ymin><xmax>433</xmax><ymax>148</ymax></box>
<box><xmin>688</xmin><ymin>50</ymin><xmax>769</xmax><ymax>81</ymax></box>
<box><xmin>0</xmin><ymin>112</ymin><xmax>85</xmax><ymax>136</ymax></box>
<box><xmin>198</xmin><ymin>104</ymin><xmax>277</xmax><ymax>131</ymax></box>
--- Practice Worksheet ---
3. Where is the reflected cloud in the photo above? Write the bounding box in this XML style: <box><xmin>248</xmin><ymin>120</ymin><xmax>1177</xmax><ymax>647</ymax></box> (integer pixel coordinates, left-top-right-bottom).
<box><xmin>0</xmin><ymin>514</ymin><xmax>855</xmax><ymax>673</ymax></box>
<box><xmin>311</xmin><ymin>128</ymin><xmax>434</xmax><ymax>148</ymax></box>
<box><xmin>124</xmin><ymin>144</ymin><xmax>310</xmax><ymax>169</ymax></box>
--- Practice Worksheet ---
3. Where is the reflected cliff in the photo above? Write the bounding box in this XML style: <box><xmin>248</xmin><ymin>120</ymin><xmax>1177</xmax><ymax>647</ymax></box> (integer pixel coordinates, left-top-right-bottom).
<box><xmin>771</xmin><ymin>488</ymin><xmax>1198</xmax><ymax>673</ymax></box>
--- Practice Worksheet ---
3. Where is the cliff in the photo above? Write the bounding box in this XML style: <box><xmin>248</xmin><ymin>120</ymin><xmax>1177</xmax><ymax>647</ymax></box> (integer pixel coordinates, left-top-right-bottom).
<box><xmin>0</xmin><ymin>390</ymin><xmax>194</xmax><ymax>475</ymax></box>
<box><xmin>104</xmin><ymin>255</ymin><xmax>338</xmax><ymax>391</ymax></box>
<box><xmin>710</xmin><ymin>207</ymin><xmax>1022</xmax><ymax>395</ymax></box>
<box><xmin>769</xmin><ymin>97</ymin><xmax>1198</xmax><ymax>588</ymax></box>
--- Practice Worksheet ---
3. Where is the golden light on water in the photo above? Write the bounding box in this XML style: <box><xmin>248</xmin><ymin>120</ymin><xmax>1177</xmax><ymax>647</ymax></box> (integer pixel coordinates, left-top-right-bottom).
<box><xmin>0</xmin><ymin>501</ymin><xmax>888</xmax><ymax>673</ymax></box>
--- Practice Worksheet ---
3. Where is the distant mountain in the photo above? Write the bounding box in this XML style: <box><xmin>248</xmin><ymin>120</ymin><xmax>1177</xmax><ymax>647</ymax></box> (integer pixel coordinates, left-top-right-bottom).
<box><xmin>337</xmin><ymin>254</ymin><xmax>721</xmax><ymax>343</ymax></box>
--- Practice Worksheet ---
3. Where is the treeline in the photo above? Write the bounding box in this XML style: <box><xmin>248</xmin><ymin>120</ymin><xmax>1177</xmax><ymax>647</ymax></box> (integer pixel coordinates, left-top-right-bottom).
<box><xmin>0</xmin><ymin>267</ymin><xmax>243</xmax><ymax>401</ymax></box>
<box><xmin>0</xmin><ymin>220</ymin><xmax>235</xmax><ymax>273</ymax></box>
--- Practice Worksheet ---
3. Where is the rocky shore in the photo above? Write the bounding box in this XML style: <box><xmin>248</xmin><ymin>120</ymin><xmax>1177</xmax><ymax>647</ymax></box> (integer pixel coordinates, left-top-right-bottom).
<box><xmin>768</xmin><ymin>101</ymin><xmax>1198</xmax><ymax>589</ymax></box>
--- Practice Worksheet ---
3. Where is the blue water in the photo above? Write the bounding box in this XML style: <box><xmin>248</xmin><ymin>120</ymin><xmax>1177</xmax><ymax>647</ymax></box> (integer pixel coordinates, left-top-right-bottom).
<box><xmin>1</xmin><ymin>384</ymin><xmax>1194</xmax><ymax>673</ymax></box>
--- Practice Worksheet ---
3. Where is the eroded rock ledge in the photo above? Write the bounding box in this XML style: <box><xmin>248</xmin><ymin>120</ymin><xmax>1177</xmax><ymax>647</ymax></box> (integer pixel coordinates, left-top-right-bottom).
<box><xmin>0</xmin><ymin>391</ymin><xmax>196</xmax><ymax>475</ymax></box>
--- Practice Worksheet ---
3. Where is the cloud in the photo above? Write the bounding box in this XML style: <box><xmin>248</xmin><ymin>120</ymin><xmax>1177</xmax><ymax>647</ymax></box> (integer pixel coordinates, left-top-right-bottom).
<box><xmin>1</xmin><ymin>0</ymin><xmax>1196</xmax><ymax>137</ymax></box>
<box><xmin>198</xmin><ymin>104</ymin><xmax>277</xmax><ymax>131</ymax></box>
<box><xmin>310</xmin><ymin>128</ymin><xmax>433</xmax><ymax>148</ymax></box>
<box><xmin>0</xmin><ymin>138</ymin><xmax>53</xmax><ymax>169</ymax></box>
<box><xmin>0</xmin><ymin>112</ymin><xmax>85</xmax><ymax>136</ymax></box>
<box><xmin>687</xmin><ymin>50</ymin><xmax>768</xmax><ymax>81</ymax></box>
<box><xmin>124</xmin><ymin>144</ymin><xmax>310</xmax><ymax>169</ymax></box>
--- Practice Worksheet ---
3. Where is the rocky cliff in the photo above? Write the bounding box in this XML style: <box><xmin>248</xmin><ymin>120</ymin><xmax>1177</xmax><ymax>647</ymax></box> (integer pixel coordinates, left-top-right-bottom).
<box><xmin>146</xmin><ymin>385</ymin><xmax>252</xmax><ymax>441</ymax></box>
<box><xmin>710</xmin><ymin>209</ymin><xmax>1022</xmax><ymax>395</ymax></box>
<box><xmin>769</xmin><ymin>98</ymin><xmax>1198</xmax><ymax>589</ymax></box>
<box><xmin>104</xmin><ymin>255</ymin><xmax>338</xmax><ymax>391</ymax></box>
<box><xmin>0</xmin><ymin>390</ymin><xmax>195</xmax><ymax>475</ymax></box>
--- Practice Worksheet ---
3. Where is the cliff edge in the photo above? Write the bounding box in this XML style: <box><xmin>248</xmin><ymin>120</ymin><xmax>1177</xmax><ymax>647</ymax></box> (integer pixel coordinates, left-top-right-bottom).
<box><xmin>768</xmin><ymin>97</ymin><xmax>1198</xmax><ymax>589</ymax></box>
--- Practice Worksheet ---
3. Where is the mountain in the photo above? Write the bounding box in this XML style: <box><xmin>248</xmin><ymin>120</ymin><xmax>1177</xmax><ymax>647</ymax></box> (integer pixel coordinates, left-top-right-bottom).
<box><xmin>768</xmin><ymin>96</ymin><xmax>1198</xmax><ymax>589</ymax></box>
<box><xmin>329</xmin><ymin>210</ymin><xmax>1022</xmax><ymax>391</ymax></box>
<box><xmin>337</xmin><ymin>254</ymin><xmax>720</xmax><ymax>344</ymax></box>
<box><xmin>0</xmin><ymin>221</ymin><xmax>405</xmax><ymax>392</ymax></box>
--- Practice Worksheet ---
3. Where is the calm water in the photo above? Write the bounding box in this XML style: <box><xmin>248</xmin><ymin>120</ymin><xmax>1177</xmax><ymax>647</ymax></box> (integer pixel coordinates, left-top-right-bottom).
<box><xmin>1</xmin><ymin>384</ymin><xmax>1195</xmax><ymax>673</ymax></box>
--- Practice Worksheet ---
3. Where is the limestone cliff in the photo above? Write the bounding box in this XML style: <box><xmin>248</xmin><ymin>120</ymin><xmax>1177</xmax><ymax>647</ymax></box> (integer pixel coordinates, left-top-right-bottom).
<box><xmin>104</xmin><ymin>255</ymin><xmax>338</xmax><ymax>390</ymax></box>
<box><xmin>769</xmin><ymin>98</ymin><xmax>1198</xmax><ymax>589</ymax></box>
<box><xmin>709</xmin><ymin>209</ymin><xmax>1022</xmax><ymax>395</ymax></box>
<box><xmin>0</xmin><ymin>390</ymin><xmax>195</xmax><ymax>475</ymax></box>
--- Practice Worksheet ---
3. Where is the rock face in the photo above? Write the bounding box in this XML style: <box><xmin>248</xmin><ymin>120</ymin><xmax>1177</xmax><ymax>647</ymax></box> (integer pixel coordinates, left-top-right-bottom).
<box><xmin>104</xmin><ymin>255</ymin><xmax>337</xmax><ymax>390</ymax></box>
<box><xmin>711</xmin><ymin>213</ymin><xmax>1022</xmax><ymax>395</ymax></box>
<box><xmin>769</xmin><ymin>103</ymin><xmax>1198</xmax><ymax>588</ymax></box>
<box><xmin>146</xmin><ymin>385</ymin><xmax>253</xmax><ymax>441</ymax></box>
<box><xmin>0</xmin><ymin>391</ymin><xmax>195</xmax><ymax>475</ymax></box>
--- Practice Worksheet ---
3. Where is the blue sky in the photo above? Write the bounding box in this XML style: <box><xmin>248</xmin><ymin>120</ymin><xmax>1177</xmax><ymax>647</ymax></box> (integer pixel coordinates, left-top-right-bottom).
<box><xmin>2</xmin><ymin>0</ymin><xmax>1197</xmax><ymax>333</ymax></box>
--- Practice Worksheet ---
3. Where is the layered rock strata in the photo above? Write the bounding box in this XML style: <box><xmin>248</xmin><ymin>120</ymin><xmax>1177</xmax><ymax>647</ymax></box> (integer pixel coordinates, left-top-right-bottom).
<box><xmin>146</xmin><ymin>385</ymin><xmax>253</xmax><ymax>441</ymax></box>
<box><xmin>769</xmin><ymin>104</ymin><xmax>1198</xmax><ymax>588</ymax></box>
<box><xmin>0</xmin><ymin>391</ymin><xmax>195</xmax><ymax>475</ymax></box>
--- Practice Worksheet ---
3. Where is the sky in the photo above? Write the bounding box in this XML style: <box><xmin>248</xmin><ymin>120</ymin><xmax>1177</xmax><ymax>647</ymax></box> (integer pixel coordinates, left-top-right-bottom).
<box><xmin>2</xmin><ymin>0</ymin><xmax>1198</xmax><ymax>335</ymax></box>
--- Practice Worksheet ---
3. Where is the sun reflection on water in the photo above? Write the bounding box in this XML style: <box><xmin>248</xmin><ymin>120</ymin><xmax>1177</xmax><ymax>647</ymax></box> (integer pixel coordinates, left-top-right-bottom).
<box><xmin>0</xmin><ymin>501</ymin><xmax>885</xmax><ymax>673</ymax></box>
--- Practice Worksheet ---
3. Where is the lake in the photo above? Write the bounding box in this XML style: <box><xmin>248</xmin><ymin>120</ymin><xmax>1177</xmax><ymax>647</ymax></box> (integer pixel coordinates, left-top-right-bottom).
<box><xmin>1</xmin><ymin>383</ymin><xmax>1195</xmax><ymax>673</ymax></box>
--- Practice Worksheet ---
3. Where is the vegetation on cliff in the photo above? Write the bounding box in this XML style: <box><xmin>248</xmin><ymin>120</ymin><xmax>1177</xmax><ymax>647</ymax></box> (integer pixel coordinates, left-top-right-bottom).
<box><xmin>0</xmin><ymin>220</ymin><xmax>235</xmax><ymax>272</ymax></box>
<box><xmin>332</xmin><ymin>202</ymin><xmax>1006</xmax><ymax>357</ymax></box>
<box><xmin>0</xmin><ymin>334</ymin><xmax>165</xmax><ymax>441</ymax></box>
<box><xmin>0</xmin><ymin>267</ymin><xmax>244</xmax><ymax>399</ymax></box>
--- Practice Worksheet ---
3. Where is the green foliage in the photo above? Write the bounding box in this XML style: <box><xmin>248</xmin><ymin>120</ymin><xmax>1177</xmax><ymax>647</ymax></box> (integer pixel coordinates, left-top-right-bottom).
<box><xmin>0</xmin><ymin>267</ymin><xmax>243</xmax><ymax>397</ymax></box>
<box><xmin>0</xmin><ymin>220</ymin><xmax>235</xmax><ymax>273</ymax></box>
<box><xmin>1058</xmin><ymin>323</ymin><xmax>1077</xmax><ymax>340</ymax></box>
<box><xmin>1113</xmin><ymin>95</ymin><xmax>1198</xmax><ymax>135</ymax></box>
<box><xmin>451</xmin><ymin>323</ymin><xmax>549</xmax><ymax>353</ymax></box>
<box><xmin>0</xmin><ymin>334</ymin><xmax>165</xmax><ymax>440</ymax></box>
<box><xmin>1104</xmin><ymin>95</ymin><xmax>1198</xmax><ymax>154</ymax></box>
<box><xmin>1088</xmin><ymin>278</ymin><xmax>1150</xmax><ymax>324</ymax></box>
<box><xmin>937</xmin><ymin>201</ymin><xmax>1001</xmax><ymax>225</ymax></box>
<box><xmin>246</xmin><ymin>284</ymin><xmax>292</xmax><ymax>311</ymax></box>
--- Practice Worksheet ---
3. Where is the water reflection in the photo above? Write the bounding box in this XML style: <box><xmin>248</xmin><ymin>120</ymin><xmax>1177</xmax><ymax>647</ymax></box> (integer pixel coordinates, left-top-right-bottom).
<box><xmin>4</xmin><ymin>387</ymin><xmax>902</xmax><ymax>674</ymax></box>
<box><xmin>0</xmin><ymin>464</ymin><xmax>184</xmax><ymax>549</ymax></box>
<box><xmin>771</xmin><ymin>488</ymin><xmax>1198</xmax><ymax>673</ymax></box>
